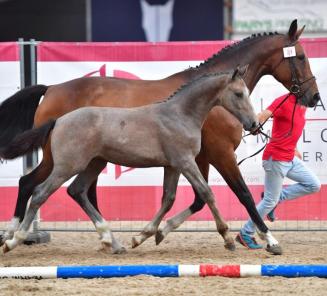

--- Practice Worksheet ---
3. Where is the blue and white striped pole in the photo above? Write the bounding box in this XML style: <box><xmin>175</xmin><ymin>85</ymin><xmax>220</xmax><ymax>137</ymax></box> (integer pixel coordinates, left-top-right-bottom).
<box><xmin>0</xmin><ymin>264</ymin><xmax>326</xmax><ymax>279</ymax></box>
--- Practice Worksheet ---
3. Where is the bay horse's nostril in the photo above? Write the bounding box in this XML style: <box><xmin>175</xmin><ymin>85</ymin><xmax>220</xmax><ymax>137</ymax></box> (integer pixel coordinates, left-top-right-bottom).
<box><xmin>308</xmin><ymin>93</ymin><xmax>321</xmax><ymax>108</ymax></box>
<box><xmin>313</xmin><ymin>93</ymin><xmax>321</xmax><ymax>104</ymax></box>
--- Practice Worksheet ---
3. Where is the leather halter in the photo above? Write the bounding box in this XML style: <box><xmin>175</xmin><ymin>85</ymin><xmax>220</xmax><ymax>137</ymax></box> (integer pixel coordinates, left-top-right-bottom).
<box><xmin>237</xmin><ymin>42</ymin><xmax>315</xmax><ymax>166</ymax></box>
<box><xmin>271</xmin><ymin>41</ymin><xmax>316</xmax><ymax>99</ymax></box>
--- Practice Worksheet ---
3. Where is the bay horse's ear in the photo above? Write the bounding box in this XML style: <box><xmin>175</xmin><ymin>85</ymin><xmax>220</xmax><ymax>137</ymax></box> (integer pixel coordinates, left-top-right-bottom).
<box><xmin>288</xmin><ymin>19</ymin><xmax>300</xmax><ymax>42</ymax></box>
<box><xmin>295</xmin><ymin>25</ymin><xmax>305</xmax><ymax>40</ymax></box>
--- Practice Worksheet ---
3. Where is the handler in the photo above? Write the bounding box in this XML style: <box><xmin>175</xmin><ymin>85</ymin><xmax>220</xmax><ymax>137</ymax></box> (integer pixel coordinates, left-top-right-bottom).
<box><xmin>236</xmin><ymin>93</ymin><xmax>321</xmax><ymax>250</ymax></box>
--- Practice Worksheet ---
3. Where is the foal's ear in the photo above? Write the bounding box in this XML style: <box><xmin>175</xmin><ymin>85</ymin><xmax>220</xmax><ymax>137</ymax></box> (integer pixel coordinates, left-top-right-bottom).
<box><xmin>288</xmin><ymin>19</ymin><xmax>305</xmax><ymax>42</ymax></box>
<box><xmin>232</xmin><ymin>68</ymin><xmax>239</xmax><ymax>80</ymax></box>
<box><xmin>232</xmin><ymin>64</ymin><xmax>248</xmax><ymax>80</ymax></box>
<box><xmin>237</xmin><ymin>64</ymin><xmax>249</xmax><ymax>77</ymax></box>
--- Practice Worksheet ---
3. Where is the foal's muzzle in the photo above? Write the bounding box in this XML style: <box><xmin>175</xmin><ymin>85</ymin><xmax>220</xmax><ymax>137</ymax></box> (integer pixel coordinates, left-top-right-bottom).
<box><xmin>245</xmin><ymin>120</ymin><xmax>260</xmax><ymax>133</ymax></box>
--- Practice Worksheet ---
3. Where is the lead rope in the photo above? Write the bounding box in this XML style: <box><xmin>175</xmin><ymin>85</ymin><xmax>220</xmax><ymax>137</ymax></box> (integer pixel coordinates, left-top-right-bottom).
<box><xmin>237</xmin><ymin>93</ymin><xmax>296</xmax><ymax>166</ymax></box>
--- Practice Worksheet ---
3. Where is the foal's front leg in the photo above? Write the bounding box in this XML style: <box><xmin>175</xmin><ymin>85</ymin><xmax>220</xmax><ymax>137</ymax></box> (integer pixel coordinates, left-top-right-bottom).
<box><xmin>155</xmin><ymin>151</ymin><xmax>209</xmax><ymax>244</ymax></box>
<box><xmin>132</xmin><ymin>167</ymin><xmax>180</xmax><ymax>248</ymax></box>
<box><xmin>181</xmin><ymin>159</ymin><xmax>235</xmax><ymax>251</ymax></box>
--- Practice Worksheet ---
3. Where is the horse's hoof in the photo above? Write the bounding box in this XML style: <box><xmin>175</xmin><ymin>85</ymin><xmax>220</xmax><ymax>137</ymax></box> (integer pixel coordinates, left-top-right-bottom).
<box><xmin>131</xmin><ymin>237</ymin><xmax>140</xmax><ymax>249</ymax></box>
<box><xmin>2</xmin><ymin>243</ymin><xmax>10</xmax><ymax>254</ymax></box>
<box><xmin>101</xmin><ymin>241</ymin><xmax>112</xmax><ymax>252</ymax></box>
<box><xmin>155</xmin><ymin>230</ymin><xmax>165</xmax><ymax>245</ymax></box>
<box><xmin>224</xmin><ymin>241</ymin><xmax>236</xmax><ymax>251</ymax></box>
<box><xmin>113</xmin><ymin>246</ymin><xmax>127</xmax><ymax>255</ymax></box>
<box><xmin>266</xmin><ymin>244</ymin><xmax>283</xmax><ymax>255</ymax></box>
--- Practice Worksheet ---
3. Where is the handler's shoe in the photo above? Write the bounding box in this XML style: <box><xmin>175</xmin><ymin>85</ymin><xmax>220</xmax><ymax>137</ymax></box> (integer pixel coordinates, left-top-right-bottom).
<box><xmin>236</xmin><ymin>232</ymin><xmax>263</xmax><ymax>249</ymax></box>
<box><xmin>261</xmin><ymin>192</ymin><xmax>276</xmax><ymax>222</ymax></box>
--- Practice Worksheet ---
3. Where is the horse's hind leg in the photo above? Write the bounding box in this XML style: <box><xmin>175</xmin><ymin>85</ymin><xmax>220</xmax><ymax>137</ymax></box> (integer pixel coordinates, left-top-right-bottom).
<box><xmin>155</xmin><ymin>151</ymin><xmax>208</xmax><ymax>244</ymax></box>
<box><xmin>0</xmin><ymin>147</ymin><xmax>53</xmax><ymax>246</ymax></box>
<box><xmin>181</xmin><ymin>159</ymin><xmax>235</xmax><ymax>251</ymax></box>
<box><xmin>3</xmin><ymin>172</ymin><xmax>65</xmax><ymax>253</ymax></box>
<box><xmin>87</xmin><ymin>179</ymin><xmax>101</xmax><ymax>213</ymax></box>
<box><xmin>67</xmin><ymin>158</ymin><xmax>125</xmax><ymax>254</ymax></box>
<box><xmin>132</xmin><ymin>167</ymin><xmax>180</xmax><ymax>248</ymax></box>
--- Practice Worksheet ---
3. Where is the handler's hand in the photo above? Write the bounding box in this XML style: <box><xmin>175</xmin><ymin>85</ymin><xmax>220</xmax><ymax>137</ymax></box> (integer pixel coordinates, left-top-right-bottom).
<box><xmin>295</xmin><ymin>149</ymin><xmax>302</xmax><ymax>160</ymax></box>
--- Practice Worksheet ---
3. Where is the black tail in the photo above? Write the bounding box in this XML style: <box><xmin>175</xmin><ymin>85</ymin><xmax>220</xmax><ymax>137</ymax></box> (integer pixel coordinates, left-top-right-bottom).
<box><xmin>0</xmin><ymin>84</ymin><xmax>48</xmax><ymax>147</ymax></box>
<box><xmin>0</xmin><ymin>119</ymin><xmax>56</xmax><ymax>160</ymax></box>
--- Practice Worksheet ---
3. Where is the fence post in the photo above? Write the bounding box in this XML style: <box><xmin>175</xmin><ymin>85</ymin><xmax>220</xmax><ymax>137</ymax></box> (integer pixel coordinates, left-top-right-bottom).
<box><xmin>18</xmin><ymin>38</ymin><xmax>51</xmax><ymax>245</ymax></box>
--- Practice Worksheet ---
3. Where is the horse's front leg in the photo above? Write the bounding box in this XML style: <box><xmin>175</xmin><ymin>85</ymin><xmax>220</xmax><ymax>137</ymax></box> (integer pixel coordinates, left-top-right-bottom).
<box><xmin>132</xmin><ymin>167</ymin><xmax>180</xmax><ymax>248</ymax></box>
<box><xmin>181</xmin><ymin>159</ymin><xmax>235</xmax><ymax>251</ymax></box>
<box><xmin>207</xmin><ymin>146</ymin><xmax>281</xmax><ymax>253</ymax></box>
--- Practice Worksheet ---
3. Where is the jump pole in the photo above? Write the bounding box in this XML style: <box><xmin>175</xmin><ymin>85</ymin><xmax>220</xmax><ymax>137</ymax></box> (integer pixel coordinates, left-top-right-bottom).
<box><xmin>0</xmin><ymin>264</ymin><xmax>327</xmax><ymax>279</ymax></box>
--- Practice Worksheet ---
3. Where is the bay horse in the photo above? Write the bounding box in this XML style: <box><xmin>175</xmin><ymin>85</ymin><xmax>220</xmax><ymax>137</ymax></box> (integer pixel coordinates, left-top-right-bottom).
<box><xmin>1</xmin><ymin>70</ymin><xmax>258</xmax><ymax>253</ymax></box>
<box><xmin>0</xmin><ymin>20</ymin><xmax>320</xmax><ymax>254</ymax></box>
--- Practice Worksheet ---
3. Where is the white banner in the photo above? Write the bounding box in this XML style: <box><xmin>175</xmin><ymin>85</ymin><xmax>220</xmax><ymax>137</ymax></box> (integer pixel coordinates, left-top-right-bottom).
<box><xmin>233</xmin><ymin>0</ymin><xmax>327</xmax><ymax>38</ymax></box>
<box><xmin>37</xmin><ymin>58</ymin><xmax>327</xmax><ymax>187</ymax></box>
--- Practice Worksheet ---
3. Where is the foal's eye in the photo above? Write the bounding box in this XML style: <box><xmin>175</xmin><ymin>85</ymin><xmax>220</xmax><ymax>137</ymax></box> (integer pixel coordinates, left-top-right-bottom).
<box><xmin>235</xmin><ymin>92</ymin><xmax>243</xmax><ymax>98</ymax></box>
<box><xmin>297</xmin><ymin>54</ymin><xmax>305</xmax><ymax>60</ymax></box>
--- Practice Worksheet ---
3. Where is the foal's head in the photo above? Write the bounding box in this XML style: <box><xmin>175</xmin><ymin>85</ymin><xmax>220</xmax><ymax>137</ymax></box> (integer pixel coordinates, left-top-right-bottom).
<box><xmin>220</xmin><ymin>66</ymin><xmax>258</xmax><ymax>132</ymax></box>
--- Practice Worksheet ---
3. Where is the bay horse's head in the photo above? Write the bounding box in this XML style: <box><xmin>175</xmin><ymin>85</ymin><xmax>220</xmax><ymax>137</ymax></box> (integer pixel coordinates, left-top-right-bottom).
<box><xmin>269</xmin><ymin>19</ymin><xmax>320</xmax><ymax>107</ymax></box>
<box><xmin>220</xmin><ymin>66</ymin><xmax>258</xmax><ymax>132</ymax></box>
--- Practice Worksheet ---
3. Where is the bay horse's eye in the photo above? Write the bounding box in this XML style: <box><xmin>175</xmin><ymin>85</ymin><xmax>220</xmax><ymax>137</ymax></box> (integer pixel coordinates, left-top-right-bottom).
<box><xmin>297</xmin><ymin>54</ymin><xmax>305</xmax><ymax>61</ymax></box>
<box><xmin>235</xmin><ymin>92</ymin><xmax>243</xmax><ymax>98</ymax></box>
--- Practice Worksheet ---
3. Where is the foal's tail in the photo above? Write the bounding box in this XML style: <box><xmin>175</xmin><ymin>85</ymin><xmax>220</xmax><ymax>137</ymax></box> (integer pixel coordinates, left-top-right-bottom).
<box><xmin>0</xmin><ymin>119</ymin><xmax>56</xmax><ymax>160</ymax></box>
<box><xmin>0</xmin><ymin>85</ymin><xmax>48</xmax><ymax>147</ymax></box>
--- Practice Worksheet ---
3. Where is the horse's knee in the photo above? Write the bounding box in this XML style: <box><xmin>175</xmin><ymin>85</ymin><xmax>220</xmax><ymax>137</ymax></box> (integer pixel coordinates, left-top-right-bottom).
<box><xmin>166</xmin><ymin>193</ymin><xmax>176</xmax><ymax>203</ymax></box>
<box><xmin>194</xmin><ymin>185</ymin><xmax>216</xmax><ymax>208</ymax></box>
<box><xmin>30</xmin><ymin>187</ymin><xmax>47</xmax><ymax>210</ymax></box>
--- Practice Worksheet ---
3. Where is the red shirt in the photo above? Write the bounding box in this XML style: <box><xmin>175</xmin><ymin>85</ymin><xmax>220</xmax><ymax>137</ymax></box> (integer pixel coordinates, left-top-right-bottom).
<box><xmin>262</xmin><ymin>94</ymin><xmax>306</xmax><ymax>161</ymax></box>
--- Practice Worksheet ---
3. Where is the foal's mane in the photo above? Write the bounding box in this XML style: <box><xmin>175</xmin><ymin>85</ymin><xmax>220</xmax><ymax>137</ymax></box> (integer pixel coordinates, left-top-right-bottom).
<box><xmin>195</xmin><ymin>31</ymin><xmax>282</xmax><ymax>69</ymax></box>
<box><xmin>157</xmin><ymin>71</ymin><xmax>230</xmax><ymax>104</ymax></box>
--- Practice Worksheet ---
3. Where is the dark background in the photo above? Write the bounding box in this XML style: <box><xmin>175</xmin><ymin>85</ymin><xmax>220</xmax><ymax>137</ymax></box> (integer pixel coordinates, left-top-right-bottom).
<box><xmin>0</xmin><ymin>0</ymin><xmax>224</xmax><ymax>42</ymax></box>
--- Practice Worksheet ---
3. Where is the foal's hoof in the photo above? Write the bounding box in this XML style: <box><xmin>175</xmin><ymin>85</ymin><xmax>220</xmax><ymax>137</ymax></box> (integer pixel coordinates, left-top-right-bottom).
<box><xmin>112</xmin><ymin>246</ymin><xmax>127</xmax><ymax>255</ymax></box>
<box><xmin>155</xmin><ymin>230</ymin><xmax>165</xmax><ymax>245</ymax></box>
<box><xmin>131</xmin><ymin>237</ymin><xmax>140</xmax><ymax>249</ymax></box>
<box><xmin>266</xmin><ymin>244</ymin><xmax>283</xmax><ymax>255</ymax></box>
<box><xmin>2</xmin><ymin>243</ymin><xmax>10</xmax><ymax>254</ymax></box>
<box><xmin>224</xmin><ymin>239</ymin><xmax>236</xmax><ymax>251</ymax></box>
<box><xmin>100</xmin><ymin>241</ymin><xmax>112</xmax><ymax>252</ymax></box>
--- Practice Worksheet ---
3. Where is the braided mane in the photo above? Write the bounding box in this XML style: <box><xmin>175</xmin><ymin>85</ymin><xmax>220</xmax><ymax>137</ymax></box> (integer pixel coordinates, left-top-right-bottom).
<box><xmin>196</xmin><ymin>31</ymin><xmax>281</xmax><ymax>69</ymax></box>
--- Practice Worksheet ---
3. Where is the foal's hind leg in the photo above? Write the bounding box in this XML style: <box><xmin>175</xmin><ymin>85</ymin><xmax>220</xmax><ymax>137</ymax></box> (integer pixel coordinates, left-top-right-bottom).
<box><xmin>0</xmin><ymin>148</ymin><xmax>53</xmax><ymax>246</ymax></box>
<box><xmin>181</xmin><ymin>159</ymin><xmax>235</xmax><ymax>251</ymax></box>
<box><xmin>3</xmin><ymin>172</ymin><xmax>65</xmax><ymax>253</ymax></box>
<box><xmin>131</xmin><ymin>167</ymin><xmax>180</xmax><ymax>248</ymax></box>
<box><xmin>67</xmin><ymin>158</ymin><xmax>125</xmax><ymax>254</ymax></box>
